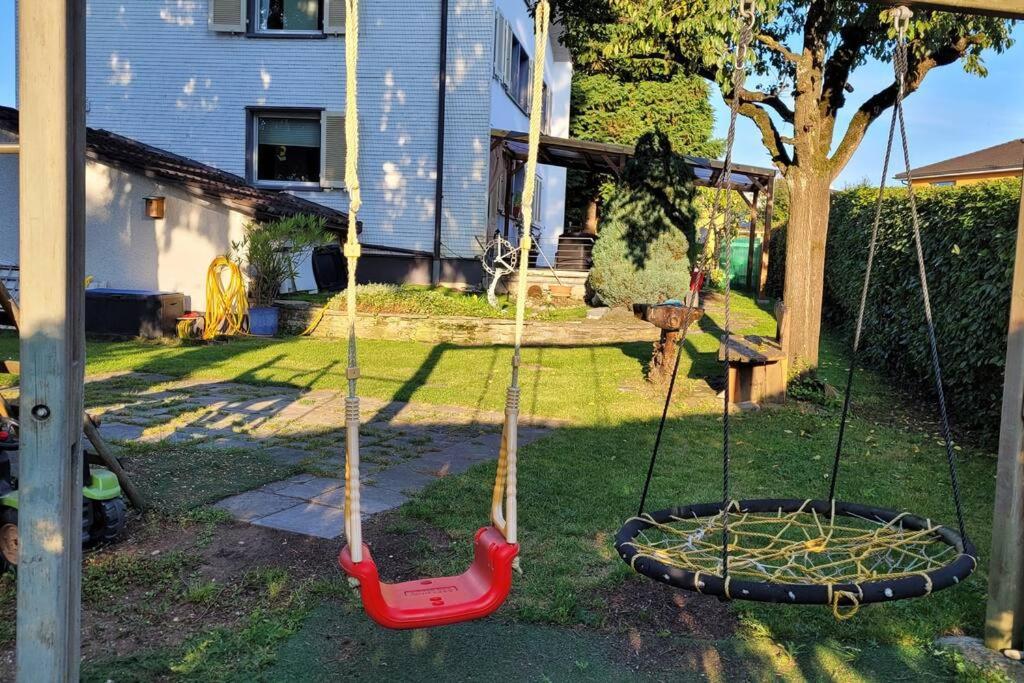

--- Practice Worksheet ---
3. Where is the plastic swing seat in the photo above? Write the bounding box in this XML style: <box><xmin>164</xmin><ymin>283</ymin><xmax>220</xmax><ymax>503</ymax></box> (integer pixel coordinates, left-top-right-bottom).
<box><xmin>339</xmin><ymin>526</ymin><xmax>519</xmax><ymax>630</ymax></box>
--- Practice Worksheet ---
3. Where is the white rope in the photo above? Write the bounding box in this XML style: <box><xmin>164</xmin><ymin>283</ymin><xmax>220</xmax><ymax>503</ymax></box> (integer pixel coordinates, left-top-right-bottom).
<box><xmin>491</xmin><ymin>0</ymin><xmax>550</xmax><ymax>545</ymax></box>
<box><xmin>343</xmin><ymin>0</ymin><xmax>364</xmax><ymax>563</ymax></box>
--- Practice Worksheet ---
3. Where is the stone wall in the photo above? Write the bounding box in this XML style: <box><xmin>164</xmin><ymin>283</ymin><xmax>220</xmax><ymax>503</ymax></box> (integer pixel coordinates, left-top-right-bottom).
<box><xmin>276</xmin><ymin>301</ymin><xmax>658</xmax><ymax>346</ymax></box>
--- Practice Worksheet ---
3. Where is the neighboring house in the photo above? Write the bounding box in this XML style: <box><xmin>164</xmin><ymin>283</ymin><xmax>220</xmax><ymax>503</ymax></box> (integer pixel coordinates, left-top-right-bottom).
<box><xmin>896</xmin><ymin>139</ymin><xmax>1024</xmax><ymax>187</ymax></box>
<box><xmin>0</xmin><ymin>106</ymin><xmax>349</xmax><ymax>311</ymax></box>
<box><xmin>15</xmin><ymin>0</ymin><xmax>571</xmax><ymax>287</ymax></box>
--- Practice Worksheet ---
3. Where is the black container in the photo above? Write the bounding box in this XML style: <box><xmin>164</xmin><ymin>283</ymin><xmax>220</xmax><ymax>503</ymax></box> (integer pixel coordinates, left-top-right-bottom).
<box><xmin>85</xmin><ymin>288</ymin><xmax>185</xmax><ymax>339</ymax></box>
<box><xmin>312</xmin><ymin>245</ymin><xmax>347</xmax><ymax>293</ymax></box>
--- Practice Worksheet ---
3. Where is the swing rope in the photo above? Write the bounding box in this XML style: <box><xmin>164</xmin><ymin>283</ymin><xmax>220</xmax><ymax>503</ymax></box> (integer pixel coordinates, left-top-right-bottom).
<box><xmin>828</xmin><ymin>6</ymin><xmax>968</xmax><ymax>542</ymax></box>
<box><xmin>344</xmin><ymin>0</ymin><xmax>551</xmax><ymax>561</ymax></box>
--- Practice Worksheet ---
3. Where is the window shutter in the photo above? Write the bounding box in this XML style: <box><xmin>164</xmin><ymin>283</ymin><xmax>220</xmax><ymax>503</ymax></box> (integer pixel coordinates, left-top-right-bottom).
<box><xmin>324</xmin><ymin>0</ymin><xmax>346</xmax><ymax>35</ymax></box>
<box><xmin>320</xmin><ymin>111</ymin><xmax>347</xmax><ymax>189</ymax></box>
<box><xmin>209</xmin><ymin>0</ymin><xmax>246</xmax><ymax>33</ymax></box>
<box><xmin>493</xmin><ymin>13</ymin><xmax>502</xmax><ymax>77</ymax></box>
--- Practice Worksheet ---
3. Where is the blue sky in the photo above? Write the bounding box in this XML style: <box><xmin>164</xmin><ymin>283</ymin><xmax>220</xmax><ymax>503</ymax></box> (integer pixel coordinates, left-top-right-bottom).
<box><xmin>0</xmin><ymin>1</ymin><xmax>1020</xmax><ymax>187</ymax></box>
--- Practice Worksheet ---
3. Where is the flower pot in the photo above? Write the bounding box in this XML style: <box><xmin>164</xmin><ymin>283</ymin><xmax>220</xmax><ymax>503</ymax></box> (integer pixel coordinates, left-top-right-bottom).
<box><xmin>249</xmin><ymin>306</ymin><xmax>280</xmax><ymax>337</ymax></box>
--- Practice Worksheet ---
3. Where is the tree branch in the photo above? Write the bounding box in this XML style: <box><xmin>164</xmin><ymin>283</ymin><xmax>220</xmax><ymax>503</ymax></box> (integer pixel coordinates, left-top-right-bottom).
<box><xmin>737</xmin><ymin>102</ymin><xmax>793</xmax><ymax>174</ymax></box>
<box><xmin>757</xmin><ymin>33</ymin><xmax>800</xmax><ymax>64</ymax></box>
<box><xmin>820</xmin><ymin>19</ymin><xmax>875</xmax><ymax>117</ymax></box>
<box><xmin>738</xmin><ymin>87</ymin><xmax>795</xmax><ymax>123</ymax></box>
<box><xmin>828</xmin><ymin>35</ymin><xmax>986</xmax><ymax>175</ymax></box>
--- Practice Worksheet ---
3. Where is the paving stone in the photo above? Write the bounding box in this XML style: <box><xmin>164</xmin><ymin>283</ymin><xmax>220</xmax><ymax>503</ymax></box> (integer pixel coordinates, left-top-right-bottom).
<box><xmin>207</xmin><ymin>436</ymin><xmax>255</xmax><ymax>451</ymax></box>
<box><xmin>371</xmin><ymin>464</ymin><xmax>438</xmax><ymax>493</ymax></box>
<box><xmin>260</xmin><ymin>474</ymin><xmax>317</xmax><ymax>493</ymax></box>
<box><xmin>253</xmin><ymin>502</ymin><xmax>346</xmax><ymax>539</ymax></box>
<box><xmin>264</xmin><ymin>446</ymin><xmax>315</xmax><ymax>465</ymax></box>
<box><xmin>215</xmin><ymin>490</ymin><xmax>302</xmax><ymax>522</ymax></box>
<box><xmin>273</xmin><ymin>476</ymin><xmax>343</xmax><ymax>500</ymax></box>
<box><xmin>100</xmin><ymin>423</ymin><xmax>145</xmax><ymax>441</ymax></box>
<box><xmin>360</xmin><ymin>486</ymin><xmax>409</xmax><ymax>514</ymax></box>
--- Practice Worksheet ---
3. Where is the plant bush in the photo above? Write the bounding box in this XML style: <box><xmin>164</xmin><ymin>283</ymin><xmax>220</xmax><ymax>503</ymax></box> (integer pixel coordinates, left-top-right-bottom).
<box><xmin>233</xmin><ymin>215</ymin><xmax>329</xmax><ymax>306</ymax></box>
<box><xmin>825</xmin><ymin>180</ymin><xmax>1021</xmax><ymax>438</ymax></box>
<box><xmin>587</xmin><ymin>132</ymin><xmax>698</xmax><ymax>307</ymax></box>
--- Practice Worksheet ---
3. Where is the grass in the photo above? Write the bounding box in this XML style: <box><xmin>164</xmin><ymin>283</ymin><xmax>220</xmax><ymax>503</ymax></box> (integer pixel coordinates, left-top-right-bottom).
<box><xmin>0</xmin><ymin>291</ymin><xmax>997</xmax><ymax>680</ymax></box>
<box><xmin>283</xmin><ymin>283</ymin><xmax>589</xmax><ymax>321</ymax></box>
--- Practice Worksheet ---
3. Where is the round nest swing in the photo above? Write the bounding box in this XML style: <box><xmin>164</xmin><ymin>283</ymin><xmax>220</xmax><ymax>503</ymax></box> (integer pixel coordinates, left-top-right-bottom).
<box><xmin>616</xmin><ymin>499</ymin><xmax>976</xmax><ymax>614</ymax></box>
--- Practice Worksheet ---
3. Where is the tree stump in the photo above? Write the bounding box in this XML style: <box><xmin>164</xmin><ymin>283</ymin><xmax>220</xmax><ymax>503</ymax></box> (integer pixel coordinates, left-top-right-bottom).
<box><xmin>650</xmin><ymin>329</ymin><xmax>681</xmax><ymax>384</ymax></box>
<box><xmin>632</xmin><ymin>303</ymin><xmax>704</xmax><ymax>386</ymax></box>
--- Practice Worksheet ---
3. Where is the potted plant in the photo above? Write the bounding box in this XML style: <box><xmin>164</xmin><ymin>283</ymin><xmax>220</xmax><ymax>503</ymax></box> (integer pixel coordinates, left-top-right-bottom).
<box><xmin>233</xmin><ymin>214</ymin><xmax>328</xmax><ymax>336</ymax></box>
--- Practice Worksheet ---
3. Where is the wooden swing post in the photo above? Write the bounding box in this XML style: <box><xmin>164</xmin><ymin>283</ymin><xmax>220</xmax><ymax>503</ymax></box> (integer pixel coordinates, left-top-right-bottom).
<box><xmin>15</xmin><ymin>1</ymin><xmax>87</xmax><ymax>680</ymax></box>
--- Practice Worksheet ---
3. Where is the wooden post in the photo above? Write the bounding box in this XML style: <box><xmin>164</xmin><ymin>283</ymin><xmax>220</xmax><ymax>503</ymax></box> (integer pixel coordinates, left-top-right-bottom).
<box><xmin>758</xmin><ymin>177</ymin><xmax>777</xmax><ymax>301</ymax></box>
<box><xmin>745</xmin><ymin>189</ymin><xmax>759</xmax><ymax>290</ymax></box>
<box><xmin>15</xmin><ymin>2</ymin><xmax>87</xmax><ymax>681</ymax></box>
<box><xmin>985</xmin><ymin>179</ymin><xmax>1024</xmax><ymax>653</ymax></box>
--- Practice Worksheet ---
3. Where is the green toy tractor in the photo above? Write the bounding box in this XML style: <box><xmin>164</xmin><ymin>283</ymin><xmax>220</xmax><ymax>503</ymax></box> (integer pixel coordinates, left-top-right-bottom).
<box><xmin>0</xmin><ymin>418</ymin><xmax>127</xmax><ymax>572</ymax></box>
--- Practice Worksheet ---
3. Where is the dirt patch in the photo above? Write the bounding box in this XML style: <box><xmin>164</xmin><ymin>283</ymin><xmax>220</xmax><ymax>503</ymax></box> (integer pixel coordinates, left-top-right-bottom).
<box><xmin>597</xmin><ymin>577</ymin><xmax>739</xmax><ymax>673</ymax></box>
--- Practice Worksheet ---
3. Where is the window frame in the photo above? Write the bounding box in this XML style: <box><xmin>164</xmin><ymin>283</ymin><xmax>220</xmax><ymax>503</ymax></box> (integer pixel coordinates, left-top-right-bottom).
<box><xmin>247</xmin><ymin>107</ymin><xmax>326</xmax><ymax>191</ymax></box>
<box><xmin>248</xmin><ymin>0</ymin><xmax>325</xmax><ymax>38</ymax></box>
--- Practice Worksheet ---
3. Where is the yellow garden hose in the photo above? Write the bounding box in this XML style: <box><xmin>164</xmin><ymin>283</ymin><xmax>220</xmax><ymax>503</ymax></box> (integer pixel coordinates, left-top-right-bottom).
<box><xmin>203</xmin><ymin>256</ymin><xmax>249</xmax><ymax>340</ymax></box>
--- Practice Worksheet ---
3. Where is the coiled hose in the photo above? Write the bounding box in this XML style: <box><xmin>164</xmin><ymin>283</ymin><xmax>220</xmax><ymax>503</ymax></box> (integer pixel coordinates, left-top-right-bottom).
<box><xmin>203</xmin><ymin>256</ymin><xmax>249</xmax><ymax>340</ymax></box>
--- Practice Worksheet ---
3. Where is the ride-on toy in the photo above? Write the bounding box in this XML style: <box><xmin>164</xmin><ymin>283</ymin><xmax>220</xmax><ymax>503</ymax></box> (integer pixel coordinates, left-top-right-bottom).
<box><xmin>0</xmin><ymin>418</ymin><xmax>126</xmax><ymax>572</ymax></box>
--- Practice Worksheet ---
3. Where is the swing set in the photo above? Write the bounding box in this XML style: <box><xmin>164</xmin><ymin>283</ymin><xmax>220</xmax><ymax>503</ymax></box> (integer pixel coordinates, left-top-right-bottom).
<box><xmin>334</xmin><ymin>0</ymin><xmax>1014</xmax><ymax>633</ymax></box>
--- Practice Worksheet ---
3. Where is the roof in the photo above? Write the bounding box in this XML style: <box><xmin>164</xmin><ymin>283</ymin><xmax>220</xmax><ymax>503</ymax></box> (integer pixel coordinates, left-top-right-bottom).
<box><xmin>491</xmin><ymin>129</ymin><xmax>777</xmax><ymax>193</ymax></box>
<box><xmin>0</xmin><ymin>106</ymin><xmax>354</xmax><ymax>236</ymax></box>
<box><xmin>896</xmin><ymin>139</ymin><xmax>1024</xmax><ymax>182</ymax></box>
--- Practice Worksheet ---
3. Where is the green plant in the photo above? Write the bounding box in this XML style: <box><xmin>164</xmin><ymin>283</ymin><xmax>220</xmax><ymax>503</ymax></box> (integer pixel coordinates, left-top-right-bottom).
<box><xmin>232</xmin><ymin>215</ymin><xmax>329</xmax><ymax>307</ymax></box>
<box><xmin>587</xmin><ymin>132</ymin><xmax>698</xmax><ymax>307</ymax></box>
<box><xmin>825</xmin><ymin>179</ymin><xmax>1021</xmax><ymax>441</ymax></box>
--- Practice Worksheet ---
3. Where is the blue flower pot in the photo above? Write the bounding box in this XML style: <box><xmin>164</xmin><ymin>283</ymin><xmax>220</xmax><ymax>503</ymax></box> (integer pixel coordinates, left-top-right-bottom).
<box><xmin>249</xmin><ymin>306</ymin><xmax>279</xmax><ymax>337</ymax></box>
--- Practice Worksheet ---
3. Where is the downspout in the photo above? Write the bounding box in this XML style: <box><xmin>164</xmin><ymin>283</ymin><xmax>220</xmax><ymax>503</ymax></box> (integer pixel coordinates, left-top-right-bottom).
<box><xmin>431</xmin><ymin>0</ymin><xmax>449</xmax><ymax>286</ymax></box>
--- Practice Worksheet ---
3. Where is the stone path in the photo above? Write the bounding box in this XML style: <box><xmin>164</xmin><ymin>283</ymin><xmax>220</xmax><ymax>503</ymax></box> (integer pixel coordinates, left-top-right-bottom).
<box><xmin>76</xmin><ymin>372</ymin><xmax>560</xmax><ymax>539</ymax></box>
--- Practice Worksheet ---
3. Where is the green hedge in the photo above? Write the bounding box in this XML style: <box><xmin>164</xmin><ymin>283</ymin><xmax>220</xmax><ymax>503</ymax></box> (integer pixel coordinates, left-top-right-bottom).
<box><xmin>825</xmin><ymin>180</ymin><xmax>1021</xmax><ymax>437</ymax></box>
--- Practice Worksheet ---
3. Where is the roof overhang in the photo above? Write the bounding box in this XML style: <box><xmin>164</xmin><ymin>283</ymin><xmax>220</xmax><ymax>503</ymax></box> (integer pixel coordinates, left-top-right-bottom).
<box><xmin>491</xmin><ymin>129</ymin><xmax>777</xmax><ymax>193</ymax></box>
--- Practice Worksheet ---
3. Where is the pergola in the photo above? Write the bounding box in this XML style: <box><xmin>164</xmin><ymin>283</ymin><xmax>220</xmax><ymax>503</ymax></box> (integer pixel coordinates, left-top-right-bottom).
<box><xmin>491</xmin><ymin>129</ymin><xmax>778</xmax><ymax>293</ymax></box>
<box><xmin>9</xmin><ymin>1</ymin><xmax>1024</xmax><ymax>679</ymax></box>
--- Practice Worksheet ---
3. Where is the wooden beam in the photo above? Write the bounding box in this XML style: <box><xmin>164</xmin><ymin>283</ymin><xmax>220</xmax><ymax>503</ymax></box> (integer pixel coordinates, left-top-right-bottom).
<box><xmin>985</xmin><ymin>179</ymin><xmax>1024</xmax><ymax>653</ymax></box>
<box><xmin>746</xmin><ymin>190</ymin><xmax>760</xmax><ymax>289</ymax></box>
<box><xmin>0</xmin><ymin>144</ymin><xmax>18</xmax><ymax>155</ymax></box>
<box><xmin>15</xmin><ymin>2</ymin><xmax>87</xmax><ymax>681</ymax></box>
<box><xmin>863</xmin><ymin>0</ymin><xmax>1024</xmax><ymax>19</ymax></box>
<box><xmin>758</xmin><ymin>177</ymin><xmax>777</xmax><ymax>300</ymax></box>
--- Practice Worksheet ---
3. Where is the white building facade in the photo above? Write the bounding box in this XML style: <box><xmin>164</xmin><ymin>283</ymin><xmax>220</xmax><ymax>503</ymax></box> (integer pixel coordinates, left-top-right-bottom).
<box><xmin>72</xmin><ymin>0</ymin><xmax>571</xmax><ymax>286</ymax></box>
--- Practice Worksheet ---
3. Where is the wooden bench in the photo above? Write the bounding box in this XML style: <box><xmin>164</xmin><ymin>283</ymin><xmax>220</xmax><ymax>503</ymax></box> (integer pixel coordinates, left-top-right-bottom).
<box><xmin>718</xmin><ymin>302</ymin><xmax>789</xmax><ymax>407</ymax></box>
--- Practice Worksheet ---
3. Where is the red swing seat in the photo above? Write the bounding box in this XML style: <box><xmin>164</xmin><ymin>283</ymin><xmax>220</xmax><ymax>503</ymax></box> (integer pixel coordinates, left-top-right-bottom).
<box><xmin>338</xmin><ymin>526</ymin><xmax>519</xmax><ymax>630</ymax></box>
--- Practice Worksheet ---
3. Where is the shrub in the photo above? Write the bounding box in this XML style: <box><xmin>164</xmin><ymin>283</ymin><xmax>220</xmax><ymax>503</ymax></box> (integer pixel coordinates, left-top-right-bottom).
<box><xmin>825</xmin><ymin>179</ymin><xmax>1021</xmax><ymax>439</ymax></box>
<box><xmin>232</xmin><ymin>215</ymin><xmax>329</xmax><ymax>306</ymax></box>
<box><xmin>587</xmin><ymin>132</ymin><xmax>698</xmax><ymax>307</ymax></box>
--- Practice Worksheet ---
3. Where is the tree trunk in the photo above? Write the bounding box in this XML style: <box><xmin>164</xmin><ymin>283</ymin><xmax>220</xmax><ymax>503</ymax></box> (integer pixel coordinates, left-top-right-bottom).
<box><xmin>781</xmin><ymin>168</ymin><xmax>833</xmax><ymax>373</ymax></box>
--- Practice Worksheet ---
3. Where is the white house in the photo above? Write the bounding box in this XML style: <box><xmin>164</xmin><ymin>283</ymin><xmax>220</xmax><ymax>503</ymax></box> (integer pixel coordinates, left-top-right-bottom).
<box><xmin>26</xmin><ymin>0</ymin><xmax>571</xmax><ymax>290</ymax></box>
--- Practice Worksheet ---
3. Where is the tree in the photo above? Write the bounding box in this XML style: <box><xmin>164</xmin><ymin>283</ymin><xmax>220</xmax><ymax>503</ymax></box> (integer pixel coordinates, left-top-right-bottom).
<box><xmin>588</xmin><ymin>133</ymin><xmax>699</xmax><ymax>307</ymax></box>
<box><xmin>551</xmin><ymin>0</ymin><xmax>1014</xmax><ymax>370</ymax></box>
<box><xmin>567</xmin><ymin>72</ymin><xmax>721</xmax><ymax>233</ymax></box>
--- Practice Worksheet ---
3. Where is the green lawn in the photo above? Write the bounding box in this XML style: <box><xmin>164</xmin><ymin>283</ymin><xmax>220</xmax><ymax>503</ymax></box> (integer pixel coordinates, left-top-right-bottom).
<box><xmin>2</xmin><ymin>292</ymin><xmax>999</xmax><ymax>680</ymax></box>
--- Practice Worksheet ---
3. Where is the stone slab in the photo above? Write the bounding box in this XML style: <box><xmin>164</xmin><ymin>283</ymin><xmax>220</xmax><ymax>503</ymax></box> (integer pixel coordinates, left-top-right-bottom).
<box><xmin>100</xmin><ymin>423</ymin><xmax>145</xmax><ymax>441</ymax></box>
<box><xmin>264</xmin><ymin>446</ymin><xmax>315</xmax><ymax>465</ymax></box>
<box><xmin>272</xmin><ymin>476</ymin><xmax>343</xmax><ymax>500</ymax></box>
<box><xmin>370</xmin><ymin>464</ymin><xmax>438</xmax><ymax>493</ymax></box>
<box><xmin>215</xmin><ymin>490</ymin><xmax>302</xmax><ymax>522</ymax></box>
<box><xmin>260</xmin><ymin>474</ymin><xmax>317</xmax><ymax>493</ymax></box>
<box><xmin>253</xmin><ymin>502</ymin><xmax>346</xmax><ymax>539</ymax></box>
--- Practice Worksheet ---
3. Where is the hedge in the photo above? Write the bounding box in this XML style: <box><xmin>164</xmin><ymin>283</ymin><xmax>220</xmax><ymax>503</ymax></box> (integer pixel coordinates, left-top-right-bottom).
<box><xmin>825</xmin><ymin>179</ymin><xmax>1021</xmax><ymax>438</ymax></box>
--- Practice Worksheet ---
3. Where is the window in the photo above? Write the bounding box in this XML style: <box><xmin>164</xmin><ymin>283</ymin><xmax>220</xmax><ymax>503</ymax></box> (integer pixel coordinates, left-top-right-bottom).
<box><xmin>251</xmin><ymin>111</ymin><xmax>322</xmax><ymax>187</ymax></box>
<box><xmin>931</xmin><ymin>180</ymin><xmax>956</xmax><ymax>187</ymax></box>
<box><xmin>493</xmin><ymin>12</ymin><xmax>534</xmax><ymax>113</ymax></box>
<box><xmin>256</xmin><ymin>0</ymin><xmax>321</xmax><ymax>33</ymax></box>
<box><xmin>542</xmin><ymin>83</ymin><xmax>552</xmax><ymax>133</ymax></box>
